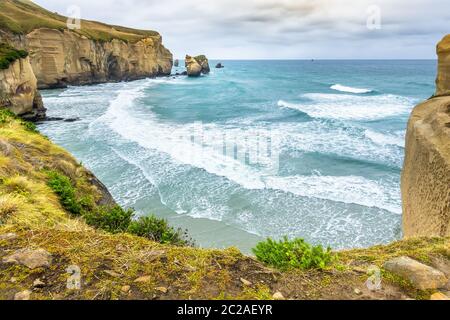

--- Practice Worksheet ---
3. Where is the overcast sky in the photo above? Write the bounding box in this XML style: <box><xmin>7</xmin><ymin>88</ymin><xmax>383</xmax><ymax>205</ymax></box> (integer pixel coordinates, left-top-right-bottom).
<box><xmin>33</xmin><ymin>0</ymin><xmax>450</xmax><ymax>59</ymax></box>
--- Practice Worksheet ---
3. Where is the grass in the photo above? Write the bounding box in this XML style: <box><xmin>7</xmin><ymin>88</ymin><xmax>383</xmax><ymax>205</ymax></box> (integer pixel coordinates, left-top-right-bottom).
<box><xmin>84</xmin><ymin>205</ymin><xmax>134</xmax><ymax>234</ymax></box>
<box><xmin>47</xmin><ymin>171</ymin><xmax>85</xmax><ymax>215</ymax></box>
<box><xmin>128</xmin><ymin>215</ymin><xmax>194</xmax><ymax>246</ymax></box>
<box><xmin>253</xmin><ymin>237</ymin><xmax>335</xmax><ymax>270</ymax></box>
<box><xmin>0</xmin><ymin>42</ymin><xmax>28</xmax><ymax>70</ymax></box>
<box><xmin>0</xmin><ymin>108</ymin><xmax>40</xmax><ymax>133</ymax></box>
<box><xmin>0</xmin><ymin>0</ymin><xmax>160</xmax><ymax>43</ymax></box>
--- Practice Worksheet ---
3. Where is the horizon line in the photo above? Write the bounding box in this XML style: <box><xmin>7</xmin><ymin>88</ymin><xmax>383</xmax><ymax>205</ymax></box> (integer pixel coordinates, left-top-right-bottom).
<box><xmin>174</xmin><ymin>58</ymin><xmax>438</xmax><ymax>61</ymax></box>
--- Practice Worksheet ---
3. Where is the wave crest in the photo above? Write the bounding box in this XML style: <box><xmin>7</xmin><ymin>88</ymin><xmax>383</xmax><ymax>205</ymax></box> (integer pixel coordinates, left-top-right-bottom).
<box><xmin>331</xmin><ymin>84</ymin><xmax>373</xmax><ymax>94</ymax></box>
<box><xmin>278</xmin><ymin>93</ymin><xmax>415</xmax><ymax>120</ymax></box>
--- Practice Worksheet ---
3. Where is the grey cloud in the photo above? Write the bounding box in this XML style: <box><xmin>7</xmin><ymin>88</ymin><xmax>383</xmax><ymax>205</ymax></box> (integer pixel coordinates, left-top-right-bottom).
<box><xmin>33</xmin><ymin>0</ymin><xmax>450</xmax><ymax>59</ymax></box>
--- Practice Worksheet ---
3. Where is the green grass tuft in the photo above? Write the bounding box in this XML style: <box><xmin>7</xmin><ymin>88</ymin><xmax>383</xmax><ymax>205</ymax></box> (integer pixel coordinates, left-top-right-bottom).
<box><xmin>128</xmin><ymin>215</ymin><xmax>194</xmax><ymax>247</ymax></box>
<box><xmin>0</xmin><ymin>108</ymin><xmax>16</xmax><ymax>123</ymax></box>
<box><xmin>47</xmin><ymin>171</ymin><xmax>83</xmax><ymax>215</ymax></box>
<box><xmin>253</xmin><ymin>237</ymin><xmax>335</xmax><ymax>270</ymax></box>
<box><xmin>84</xmin><ymin>205</ymin><xmax>134</xmax><ymax>234</ymax></box>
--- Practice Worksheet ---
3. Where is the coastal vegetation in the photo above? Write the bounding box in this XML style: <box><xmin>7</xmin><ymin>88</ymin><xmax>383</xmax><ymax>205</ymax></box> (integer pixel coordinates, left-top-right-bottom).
<box><xmin>253</xmin><ymin>237</ymin><xmax>334</xmax><ymax>270</ymax></box>
<box><xmin>46</xmin><ymin>163</ymin><xmax>192</xmax><ymax>246</ymax></box>
<box><xmin>0</xmin><ymin>43</ymin><xmax>28</xmax><ymax>70</ymax></box>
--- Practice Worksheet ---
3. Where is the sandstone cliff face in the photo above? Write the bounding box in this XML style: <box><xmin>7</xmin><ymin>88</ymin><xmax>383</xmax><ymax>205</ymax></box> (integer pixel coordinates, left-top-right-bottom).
<box><xmin>0</xmin><ymin>56</ymin><xmax>45</xmax><ymax>120</ymax></box>
<box><xmin>3</xmin><ymin>28</ymin><xmax>173</xmax><ymax>89</ymax></box>
<box><xmin>436</xmin><ymin>35</ymin><xmax>450</xmax><ymax>96</ymax></box>
<box><xmin>402</xmin><ymin>35</ymin><xmax>450</xmax><ymax>238</ymax></box>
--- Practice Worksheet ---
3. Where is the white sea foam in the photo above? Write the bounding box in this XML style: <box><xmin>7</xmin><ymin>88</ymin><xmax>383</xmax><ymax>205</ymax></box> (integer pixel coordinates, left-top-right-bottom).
<box><xmin>331</xmin><ymin>84</ymin><xmax>373</xmax><ymax>94</ymax></box>
<box><xmin>39</xmin><ymin>77</ymin><xmax>406</xmax><ymax>249</ymax></box>
<box><xmin>365</xmin><ymin>129</ymin><xmax>405</xmax><ymax>148</ymax></box>
<box><xmin>96</xmin><ymin>81</ymin><xmax>402</xmax><ymax>214</ymax></box>
<box><xmin>265</xmin><ymin>175</ymin><xmax>402</xmax><ymax>214</ymax></box>
<box><xmin>99</xmin><ymin>81</ymin><xmax>279</xmax><ymax>190</ymax></box>
<box><xmin>278</xmin><ymin>93</ymin><xmax>415</xmax><ymax>120</ymax></box>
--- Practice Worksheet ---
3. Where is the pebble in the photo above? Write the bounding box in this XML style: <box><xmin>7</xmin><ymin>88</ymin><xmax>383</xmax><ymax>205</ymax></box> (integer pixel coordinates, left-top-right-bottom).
<box><xmin>240</xmin><ymin>278</ymin><xmax>252</xmax><ymax>286</ymax></box>
<box><xmin>272</xmin><ymin>291</ymin><xmax>285</xmax><ymax>300</ymax></box>
<box><xmin>14</xmin><ymin>290</ymin><xmax>31</xmax><ymax>300</ymax></box>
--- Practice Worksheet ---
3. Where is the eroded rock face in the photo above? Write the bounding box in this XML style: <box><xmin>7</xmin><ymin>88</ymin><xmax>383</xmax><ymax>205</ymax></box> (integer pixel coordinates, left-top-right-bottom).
<box><xmin>0</xmin><ymin>56</ymin><xmax>46</xmax><ymax>120</ymax></box>
<box><xmin>3</xmin><ymin>28</ymin><xmax>173</xmax><ymax>89</ymax></box>
<box><xmin>402</xmin><ymin>35</ymin><xmax>450</xmax><ymax>238</ymax></box>
<box><xmin>436</xmin><ymin>35</ymin><xmax>450</xmax><ymax>96</ymax></box>
<box><xmin>185</xmin><ymin>55</ymin><xmax>210</xmax><ymax>77</ymax></box>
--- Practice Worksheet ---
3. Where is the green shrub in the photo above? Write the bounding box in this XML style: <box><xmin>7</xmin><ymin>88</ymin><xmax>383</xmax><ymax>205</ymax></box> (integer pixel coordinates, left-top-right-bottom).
<box><xmin>47</xmin><ymin>170</ymin><xmax>194</xmax><ymax>246</ymax></box>
<box><xmin>128</xmin><ymin>215</ymin><xmax>193</xmax><ymax>246</ymax></box>
<box><xmin>252</xmin><ymin>237</ymin><xmax>334</xmax><ymax>270</ymax></box>
<box><xmin>84</xmin><ymin>205</ymin><xmax>134</xmax><ymax>233</ymax></box>
<box><xmin>0</xmin><ymin>108</ymin><xmax>16</xmax><ymax>124</ymax></box>
<box><xmin>47</xmin><ymin>171</ymin><xmax>83</xmax><ymax>215</ymax></box>
<box><xmin>21</xmin><ymin>120</ymin><xmax>39</xmax><ymax>133</ymax></box>
<box><xmin>0</xmin><ymin>43</ymin><xmax>28</xmax><ymax>70</ymax></box>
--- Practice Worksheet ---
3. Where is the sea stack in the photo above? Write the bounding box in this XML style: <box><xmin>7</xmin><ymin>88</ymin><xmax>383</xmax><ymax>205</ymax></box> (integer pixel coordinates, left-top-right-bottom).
<box><xmin>174</xmin><ymin>59</ymin><xmax>179</xmax><ymax>67</ymax></box>
<box><xmin>401</xmin><ymin>34</ymin><xmax>450</xmax><ymax>238</ymax></box>
<box><xmin>185</xmin><ymin>55</ymin><xmax>210</xmax><ymax>77</ymax></box>
<box><xmin>216</xmin><ymin>63</ymin><xmax>224</xmax><ymax>68</ymax></box>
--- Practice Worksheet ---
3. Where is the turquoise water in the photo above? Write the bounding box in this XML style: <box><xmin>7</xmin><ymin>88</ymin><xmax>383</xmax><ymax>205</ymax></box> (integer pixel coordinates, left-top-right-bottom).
<box><xmin>38</xmin><ymin>60</ymin><xmax>437</xmax><ymax>253</ymax></box>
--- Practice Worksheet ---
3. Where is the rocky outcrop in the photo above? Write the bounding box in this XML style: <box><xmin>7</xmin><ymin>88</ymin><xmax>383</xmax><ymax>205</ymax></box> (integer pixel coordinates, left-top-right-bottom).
<box><xmin>2</xmin><ymin>28</ymin><xmax>173</xmax><ymax>89</ymax></box>
<box><xmin>0</xmin><ymin>56</ymin><xmax>46</xmax><ymax>120</ymax></box>
<box><xmin>383</xmin><ymin>256</ymin><xmax>448</xmax><ymax>290</ymax></box>
<box><xmin>401</xmin><ymin>35</ymin><xmax>450</xmax><ymax>238</ymax></box>
<box><xmin>436</xmin><ymin>35</ymin><xmax>450</xmax><ymax>96</ymax></box>
<box><xmin>3</xmin><ymin>248</ymin><xmax>52</xmax><ymax>270</ymax></box>
<box><xmin>195</xmin><ymin>55</ymin><xmax>210</xmax><ymax>74</ymax></box>
<box><xmin>185</xmin><ymin>55</ymin><xmax>210</xmax><ymax>77</ymax></box>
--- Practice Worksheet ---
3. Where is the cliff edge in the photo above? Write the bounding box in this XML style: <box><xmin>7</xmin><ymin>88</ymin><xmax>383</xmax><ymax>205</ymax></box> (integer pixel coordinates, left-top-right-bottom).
<box><xmin>0</xmin><ymin>0</ymin><xmax>173</xmax><ymax>88</ymax></box>
<box><xmin>402</xmin><ymin>35</ymin><xmax>450</xmax><ymax>238</ymax></box>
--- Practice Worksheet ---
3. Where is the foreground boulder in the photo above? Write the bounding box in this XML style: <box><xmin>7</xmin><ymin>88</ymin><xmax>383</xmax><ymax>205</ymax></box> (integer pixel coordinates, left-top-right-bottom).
<box><xmin>2</xmin><ymin>248</ymin><xmax>52</xmax><ymax>269</ymax></box>
<box><xmin>185</xmin><ymin>55</ymin><xmax>210</xmax><ymax>77</ymax></box>
<box><xmin>383</xmin><ymin>256</ymin><xmax>448</xmax><ymax>290</ymax></box>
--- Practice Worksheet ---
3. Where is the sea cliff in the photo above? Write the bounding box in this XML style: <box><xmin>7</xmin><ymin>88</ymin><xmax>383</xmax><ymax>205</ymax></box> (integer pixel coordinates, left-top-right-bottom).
<box><xmin>402</xmin><ymin>35</ymin><xmax>450</xmax><ymax>238</ymax></box>
<box><xmin>0</xmin><ymin>0</ymin><xmax>173</xmax><ymax>89</ymax></box>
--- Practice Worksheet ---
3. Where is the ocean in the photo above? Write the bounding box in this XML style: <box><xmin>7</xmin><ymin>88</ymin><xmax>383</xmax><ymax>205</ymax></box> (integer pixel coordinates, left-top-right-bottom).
<box><xmin>37</xmin><ymin>60</ymin><xmax>437</xmax><ymax>253</ymax></box>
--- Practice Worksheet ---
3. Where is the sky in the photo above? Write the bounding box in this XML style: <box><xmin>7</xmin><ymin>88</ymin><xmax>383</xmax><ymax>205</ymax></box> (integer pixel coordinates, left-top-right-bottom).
<box><xmin>33</xmin><ymin>0</ymin><xmax>450</xmax><ymax>59</ymax></box>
